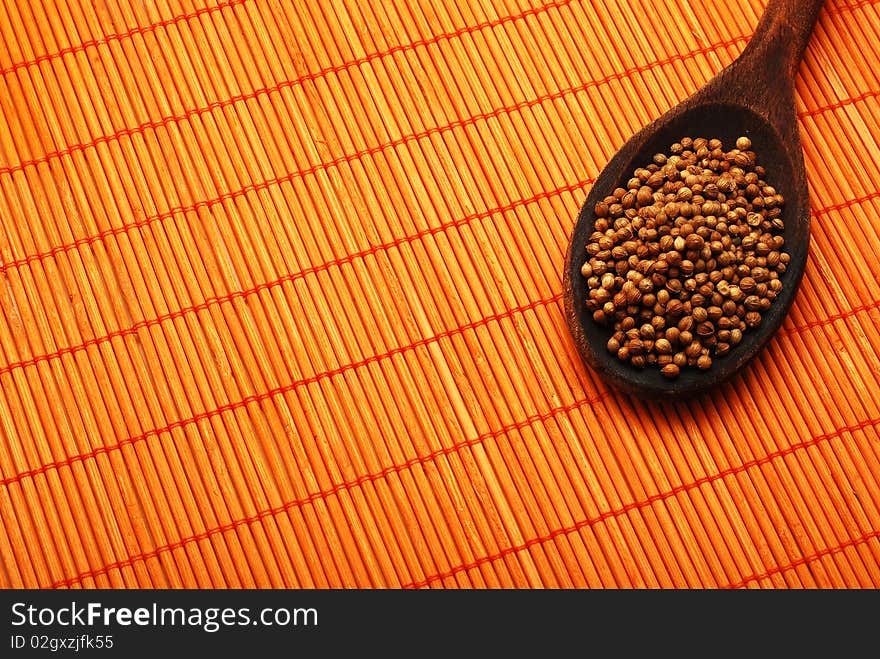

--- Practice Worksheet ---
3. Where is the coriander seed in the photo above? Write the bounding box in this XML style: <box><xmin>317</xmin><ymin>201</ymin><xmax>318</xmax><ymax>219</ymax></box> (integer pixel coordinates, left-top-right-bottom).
<box><xmin>581</xmin><ymin>135</ymin><xmax>788</xmax><ymax>379</ymax></box>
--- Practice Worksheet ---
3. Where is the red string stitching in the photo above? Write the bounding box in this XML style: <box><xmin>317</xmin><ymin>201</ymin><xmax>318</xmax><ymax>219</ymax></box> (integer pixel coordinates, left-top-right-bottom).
<box><xmin>1</xmin><ymin>57</ymin><xmax>877</xmax><ymax>292</ymax></box>
<box><xmin>798</xmin><ymin>89</ymin><xmax>880</xmax><ymax>118</ymax></box>
<box><xmin>0</xmin><ymin>33</ymin><xmax>757</xmax><ymax>283</ymax></box>
<box><xmin>2</xmin><ymin>26</ymin><xmax>877</xmax><ymax>280</ymax></box>
<box><xmin>49</xmin><ymin>386</ymin><xmax>609</xmax><ymax>588</ymax></box>
<box><xmin>3</xmin><ymin>292</ymin><xmax>566</xmax><ymax>491</ymax></box>
<box><xmin>401</xmin><ymin>414</ymin><xmax>880</xmax><ymax>588</ymax></box>
<box><xmin>0</xmin><ymin>0</ymin><xmax>248</xmax><ymax>78</ymax></box>
<box><xmin>0</xmin><ymin>0</ymin><xmax>867</xmax><ymax>83</ymax></box>
<box><xmin>4</xmin><ymin>0</ymin><xmax>877</xmax><ymax>181</ymax></box>
<box><xmin>721</xmin><ymin>529</ymin><xmax>880</xmax><ymax>588</ymax></box>
<box><xmin>0</xmin><ymin>179</ymin><xmax>588</xmax><ymax>383</ymax></box>
<box><xmin>828</xmin><ymin>0</ymin><xmax>879</xmax><ymax>13</ymax></box>
<box><xmin>0</xmin><ymin>0</ymin><xmax>584</xmax><ymax>177</ymax></box>
<box><xmin>53</xmin><ymin>403</ymin><xmax>880</xmax><ymax>588</ymax></box>
<box><xmin>783</xmin><ymin>299</ymin><xmax>880</xmax><ymax>337</ymax></box>
<box><xmin>6</xmin><ymin>277</ymin><xmax>880</xmax><ymax>495</ymax></box>
<box><xmin>0</xmin><ymin>31</ymin><xmax>752</xmax><ymax>181</ymax></box>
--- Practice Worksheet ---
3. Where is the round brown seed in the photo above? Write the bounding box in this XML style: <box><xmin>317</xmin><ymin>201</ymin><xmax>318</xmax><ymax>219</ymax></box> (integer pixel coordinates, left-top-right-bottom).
<box><xmin>581</xmin><ymin>135</ymin><xmax>786</xmax><ymax>380</ymax></box>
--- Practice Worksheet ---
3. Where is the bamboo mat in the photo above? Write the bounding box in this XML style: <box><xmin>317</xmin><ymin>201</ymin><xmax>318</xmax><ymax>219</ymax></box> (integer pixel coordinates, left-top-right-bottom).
<box><xmin>0</xmin><ymin>0</ymin><xmax>878</xmax><ymax>590</ymax></box>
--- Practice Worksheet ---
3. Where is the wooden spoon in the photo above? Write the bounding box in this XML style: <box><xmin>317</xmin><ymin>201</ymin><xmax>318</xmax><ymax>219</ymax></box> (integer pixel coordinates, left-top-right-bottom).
<box><xmin>563</xmin><ymin>0</ymin><xmax>824</xmax><ymax>399</ymax></box>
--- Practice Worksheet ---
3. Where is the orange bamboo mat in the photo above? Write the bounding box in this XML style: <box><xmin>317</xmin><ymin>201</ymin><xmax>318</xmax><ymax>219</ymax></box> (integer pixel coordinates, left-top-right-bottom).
<box><xmin>0</xmin><ymin>0</ymin><xmax>878</xmax><ymax>590</ymax></box>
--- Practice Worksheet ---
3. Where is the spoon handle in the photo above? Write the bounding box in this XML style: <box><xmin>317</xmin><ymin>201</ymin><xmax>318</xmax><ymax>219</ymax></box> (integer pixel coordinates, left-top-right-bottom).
<box><xmin>706</xmin><ymin>0</ymin><xmax>824</xmax><ymax>141</ymax></box>
<box><xmin>736</xmin><ymin>0</ymin><xmax>825</xmax><ymax>85</ymax></box>
<box><xmin>751</xmin><ymin>0</ymin><xmax>825</xmax><ymax>66</ymax></box>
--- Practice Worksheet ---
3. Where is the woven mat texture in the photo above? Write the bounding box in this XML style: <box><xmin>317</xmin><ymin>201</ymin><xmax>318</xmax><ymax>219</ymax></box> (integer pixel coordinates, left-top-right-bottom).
<box><xmin>1</xmin><ymin>0</ymin><xmax>879</xmax><ymax>589</ymax></box>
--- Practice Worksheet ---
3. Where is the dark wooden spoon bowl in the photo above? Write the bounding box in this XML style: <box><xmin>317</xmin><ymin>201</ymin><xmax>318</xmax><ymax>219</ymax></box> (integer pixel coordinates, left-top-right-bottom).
<box><xmin>563</xmin><ymin>0</ymin><xmax>824</xmax><ymax>399</ymax></box>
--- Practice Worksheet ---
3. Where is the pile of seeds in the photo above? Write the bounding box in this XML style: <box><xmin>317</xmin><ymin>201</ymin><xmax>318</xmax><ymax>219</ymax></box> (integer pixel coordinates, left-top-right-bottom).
<box><xmin>581</xmin><ymin>136</ymin><xmax>790</xmax><ymax>379</ymax></box>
